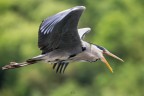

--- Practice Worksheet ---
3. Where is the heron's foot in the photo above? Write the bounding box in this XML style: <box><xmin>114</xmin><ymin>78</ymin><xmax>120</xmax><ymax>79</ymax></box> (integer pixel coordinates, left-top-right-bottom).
<box><xmin>2</xmin><ymin>62</ymin><xmax>28</xmax><ymax>70</ymax></box>
<box><xmin>53</xmin><ymin>61</ymin><xmax>69</xmax><ymax>73</ymax></box>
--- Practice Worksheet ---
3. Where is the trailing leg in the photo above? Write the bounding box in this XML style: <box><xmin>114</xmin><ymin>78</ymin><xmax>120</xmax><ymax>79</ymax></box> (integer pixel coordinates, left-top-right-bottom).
<box><xmin>2</xmin><ymin>58</ymin><xmax>42</xmax><ymax>70</ymax></box>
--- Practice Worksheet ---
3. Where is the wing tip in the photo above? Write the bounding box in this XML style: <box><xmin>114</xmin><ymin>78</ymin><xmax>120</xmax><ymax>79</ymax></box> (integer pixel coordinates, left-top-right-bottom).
<box><xmin>78</xmin><ymin>27</ymin><xmax>91</xmax><ymax>32</ymax></box>
<box><xmin>71</xmin><ymin>6</ymin><xmax>86</xmax><ymax>11</ymax></box>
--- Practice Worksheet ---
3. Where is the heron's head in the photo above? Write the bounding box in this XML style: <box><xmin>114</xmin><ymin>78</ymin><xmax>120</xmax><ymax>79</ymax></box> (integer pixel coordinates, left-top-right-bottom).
<box><xmin>95</xmin><ymin>45</ymin><xmax>124</xmax><ymax>73</ymax></box>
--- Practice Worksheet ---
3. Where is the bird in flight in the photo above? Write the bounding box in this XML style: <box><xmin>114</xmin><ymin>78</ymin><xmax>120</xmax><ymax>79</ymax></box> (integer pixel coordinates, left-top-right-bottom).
<box><xmin>2</xmin><ymin>6</ymin><xmax>123</xmax><ymax>73</ymax></box>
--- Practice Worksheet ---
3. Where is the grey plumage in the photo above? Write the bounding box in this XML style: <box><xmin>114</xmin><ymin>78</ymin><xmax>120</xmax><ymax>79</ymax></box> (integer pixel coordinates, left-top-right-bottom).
<box><xmin>2</xmin><ymin>6</ymin><xmax>123</xmax><ymax>73</ymax></box>
<box><xmin>38</xmin><ymin>6</ymin><xmax>85</xmax><ymax>54</ymax></box>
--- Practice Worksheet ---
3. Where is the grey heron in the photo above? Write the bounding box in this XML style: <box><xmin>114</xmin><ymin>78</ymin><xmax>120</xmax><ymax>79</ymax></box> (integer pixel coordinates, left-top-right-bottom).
<box><xmin>2</xmin><ymin>6</ymin><xmax>123</xmax><ymax>73</ymax></box>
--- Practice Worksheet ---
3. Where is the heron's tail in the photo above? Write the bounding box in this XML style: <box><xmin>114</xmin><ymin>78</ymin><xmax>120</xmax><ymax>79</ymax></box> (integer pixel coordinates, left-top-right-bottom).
<box><xmin>2</xmin><ymin>58</ymin><xmax>42</xmax><ymax>70</ymax></box>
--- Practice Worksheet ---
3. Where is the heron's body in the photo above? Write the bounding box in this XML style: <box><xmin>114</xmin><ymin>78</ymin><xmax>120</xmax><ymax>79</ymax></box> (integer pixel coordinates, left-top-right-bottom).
<box><xmin>33</xmin><ymin>41</ymin><xmax>100</xmax><ymax>63</ymax></box>
<box><xmin>2</xmin><ymin>6</ymin><xmax>123</xmax><ymax>73</ymax></box>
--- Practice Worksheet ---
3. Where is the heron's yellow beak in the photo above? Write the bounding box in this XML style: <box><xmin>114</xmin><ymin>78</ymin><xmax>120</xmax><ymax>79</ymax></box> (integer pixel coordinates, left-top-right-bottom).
<box><xmin>100</xmin><ymin>51</ymin><xmax>124</xmax><ymax>73</ymax></box>
<box><xmin>104</xmin><ymin>51</ymin><xmax>124</xmax><ymax>62</ymax></box>
<box><xmin>101</xmin><ymin>57</ymin><xmax>113</xmax><ymax>73</ymax></box>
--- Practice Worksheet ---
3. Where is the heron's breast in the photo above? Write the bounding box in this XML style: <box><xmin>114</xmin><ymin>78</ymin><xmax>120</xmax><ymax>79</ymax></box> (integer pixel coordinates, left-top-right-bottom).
<box><xmin>69</xmin><ymin>51</ymin><xmax>98</xmax><ymax>61</ymax></box>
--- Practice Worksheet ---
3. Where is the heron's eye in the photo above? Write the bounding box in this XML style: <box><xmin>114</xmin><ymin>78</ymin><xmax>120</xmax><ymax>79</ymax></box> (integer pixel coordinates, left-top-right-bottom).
<box><xmin>103</xmin><ymin>49</ymin><xmax>106</xmax><ymax>53</ymax></box>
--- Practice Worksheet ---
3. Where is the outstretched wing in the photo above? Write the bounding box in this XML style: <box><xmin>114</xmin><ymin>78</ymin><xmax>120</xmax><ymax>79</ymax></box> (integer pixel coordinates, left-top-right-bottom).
<box><xmin>38</xmin><ymin>6</ymin><xmax>85</xmax><ymax>54</ymax></box>
<box><xmin>78</xmin><ymin>28</ymin><xmax>91</xmax><ymax>39</ymax></box>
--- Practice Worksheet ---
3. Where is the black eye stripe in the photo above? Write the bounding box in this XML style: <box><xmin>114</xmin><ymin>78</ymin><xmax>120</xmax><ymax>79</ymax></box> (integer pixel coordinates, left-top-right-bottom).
<box><xmin>95</xmin><ymin>45</ymin><xmax>105</xmax><ymax>50</ymax></box>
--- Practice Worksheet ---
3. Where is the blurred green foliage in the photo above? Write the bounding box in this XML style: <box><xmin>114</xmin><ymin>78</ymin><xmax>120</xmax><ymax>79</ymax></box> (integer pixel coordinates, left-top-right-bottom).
<box><xmin>0</xmin><ymin>0</ymin><xmax>144</xmax><ymax>96</ymax></box>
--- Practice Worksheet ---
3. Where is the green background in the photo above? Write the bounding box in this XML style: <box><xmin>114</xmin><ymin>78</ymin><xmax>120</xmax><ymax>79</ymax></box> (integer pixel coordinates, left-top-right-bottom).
<box><xmin>0</xmin><ymin>0</ymin><xmax>144</xmax><ymax>96</ymax></box>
